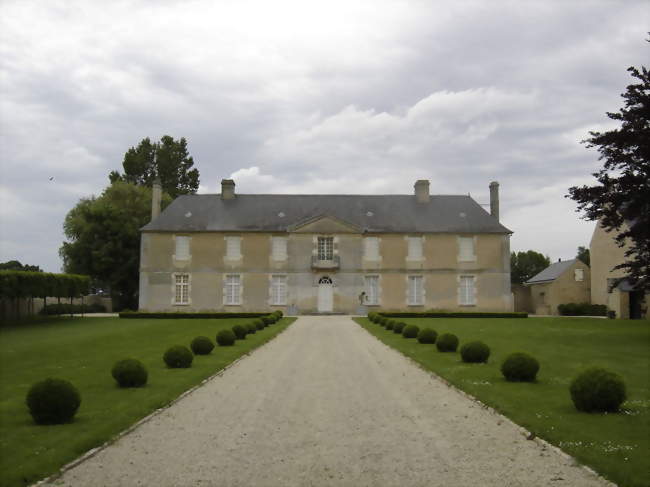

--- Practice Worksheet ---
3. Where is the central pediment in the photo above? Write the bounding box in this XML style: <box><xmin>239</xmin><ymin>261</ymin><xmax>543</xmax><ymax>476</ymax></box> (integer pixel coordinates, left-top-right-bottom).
<box><xmin>288</xmin><ymin>214</ymin><xmax>362</xmax><ymax>234</ymax></box>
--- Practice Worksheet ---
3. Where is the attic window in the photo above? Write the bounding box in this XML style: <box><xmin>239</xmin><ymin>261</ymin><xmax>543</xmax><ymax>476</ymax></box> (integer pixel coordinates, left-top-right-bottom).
<box><xmin>278</xmin><ymin>212</ymin><xmax>285</xmax><ymax>218</ymax></box>
<box><xmin>366</xmin><ymin>211</ymin><xmax>374</xmax><ymax>217</ymax></box>
<box><xmin>574</xmin><ymin>269</ymin><xmax>584</xmax><ymax>282</ymax></box>
<box><xmin>185</xmin><ymin>212</ymin><xmax>192</xmax><ymax>218</ymax></box>
<box><xmin>459</xmin><ymin>212</ymin><xmax>466</xmax><ymax>218</ymax></box>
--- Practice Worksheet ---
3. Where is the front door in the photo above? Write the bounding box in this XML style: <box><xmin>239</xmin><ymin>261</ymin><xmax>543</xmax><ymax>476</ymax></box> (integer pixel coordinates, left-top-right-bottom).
<box><xmin>318</xmin><ymin>276</ymin><xmax>333</xmax><ymax>313</ymax></box>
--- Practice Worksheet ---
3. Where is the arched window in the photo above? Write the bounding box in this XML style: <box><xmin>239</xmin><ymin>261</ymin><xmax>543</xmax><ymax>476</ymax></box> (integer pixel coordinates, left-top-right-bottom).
<box><xmin>318</xmin><ymin>276</ymin><xmax>333</xmax><ymax>284</ymax></box>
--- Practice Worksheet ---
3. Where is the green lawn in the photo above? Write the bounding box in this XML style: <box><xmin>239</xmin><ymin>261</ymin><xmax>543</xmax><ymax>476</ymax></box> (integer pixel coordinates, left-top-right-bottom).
<box><xmin>355</xmin><ymin>317</ymin><xmax>650</xmax><ymax>487</ymax></box>
<box><xmin>0</xmin><ymin>316</ymin><xmax>294</xmax><ymax>487</ymax></box>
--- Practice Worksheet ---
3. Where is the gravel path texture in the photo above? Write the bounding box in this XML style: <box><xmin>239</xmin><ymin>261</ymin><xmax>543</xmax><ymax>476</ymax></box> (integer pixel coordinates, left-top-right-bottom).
<box><xmin>44</xmin><ymin>316</ymin><xmax>612</xmax><ymax>487</ymax></box>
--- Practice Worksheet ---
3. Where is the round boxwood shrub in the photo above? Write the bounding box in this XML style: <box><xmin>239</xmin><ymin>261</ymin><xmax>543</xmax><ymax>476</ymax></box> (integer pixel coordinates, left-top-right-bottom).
<box><xmin>569</xmin><ymin>367</ymin><xmax>627</xmax><ymax>413</ymax></box>
<box><xmin>378</xmin><ymin>316</ymin><xmax>387</xmax><ymax>327</ymax></box>
<box><xmin>417</xmin><ymin>328</ymin><xmax>437</xmax><ymax>344</ymax></box>
<box><xmin>246</xmin><ymin>323</ymin><xmax>257</xmax><ymax>334</ymax></box>
<box><xmin>255</xmin><ymin>319</ymin><xmax>266</xmax><ymax>330</ymax></box>
<box><xmin>26</xmin><ymin>378</ymin><xmax>81</xmax><ymax>424</ymax></box>
<box><xmin>385</xmin><ymin>320</ymin><xmax>395</xmax><ymax>330</ymax></box>
<box><xmin>163</xmin><ymin>345</ymin><xmax>193</xmax><ymax>368</ymax></box>
<box><xmin>368</xmin><ymin>312</ymin><xmax>377</xmax><ymax>322</ymax></box>
<box><xmin>393</xmin><ymin>322</ymin><xmax>406</xmax><ymax>334</ymax></box>
<box><xmin>191</xmin><ymin>336</ymin><xmax>215</xmax><ymax>355</ymax></box>
<box><xmin>232</xmin><ymin>324</ymin><xmax>247</xmax><ymax>340</ymax></box>
<box><xmin>436</xmin><ymin>333</ymin><xmax>459</xmax><ymax>352</ymax></box>
<box><xmin>216</xmin><ymin>329</ymin><xmax>236</xmax><ymax>346</ymax></box>
<box><xmin>111</xmin><ymin>358</ymin><xmax>148</xmax><ymax>387</ymax></box>
<box><xmin>460</xmin><ymin>341</ymin><xmax>490</xmax><ymax>363</ymax></box>
<box><xmin>402</xmin><ymin>324</ymin><xmax>420</xmax><ymax>339</ymax></box>
<box><xmin>273</xmin><ymin>310</ymin><xmax>283</xmax><ymax>319</ymax></box>
<box><xmin>501</xmin><ymin>352</ymin><xmax>540</xmax><ymax>382</ymax></box>
<box><xmin>262</xmin><ymin>315</ymin><xmax>275</xmax><ymax>325</ymax></box>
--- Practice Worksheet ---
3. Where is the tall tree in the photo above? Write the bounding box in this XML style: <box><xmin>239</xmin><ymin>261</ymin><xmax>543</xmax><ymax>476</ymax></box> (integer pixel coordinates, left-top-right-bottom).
<box><xmin>60</xmin><ymin>182</ymin><xmax>171</xmax><ymax>310</ymax></box>
<box><xmin>511</xmin><ymin>250</ymin><xmax>551</xmax><ymax>284</ymax></box>
<box><xmin>109</xmin><ymin>135</ymin><xmax>200</xmax><ymax>199</ymax></box>
<box><xmin>576</xmin><ymin>246</ymin><xmax>590</xmax><ymax>266</ymax></box>
<box><xmin>567</xmin><ymin>64</ymin><xmax>650</xmax><ymax>293</ymax></box>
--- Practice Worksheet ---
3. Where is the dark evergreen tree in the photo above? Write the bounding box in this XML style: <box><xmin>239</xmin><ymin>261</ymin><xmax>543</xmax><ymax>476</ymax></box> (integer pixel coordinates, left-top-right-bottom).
<box><xmin>576</xmin><ymin>246</ymin><xmax>590</xmax><ymax>266</ymax></box>
<box><xmin>567</xmin><ymin>64</ymin><xmax>650</xmax><ymax>293</ymax></box>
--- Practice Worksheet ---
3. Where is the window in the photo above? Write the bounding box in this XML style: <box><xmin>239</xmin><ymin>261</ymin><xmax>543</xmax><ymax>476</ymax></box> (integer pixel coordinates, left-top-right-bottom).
<box><xmin>407</xmin><ymin>237</ymin><xmax>423</xmax><ymax>260</ymax></box>
<box><xmin>226</xmin><ymin>236</ymin><xmax>241</xmax><ymax>259</ymax></box>
<box><xmin>364</xmin><ymin>237</ymin><xmax>380</xmax><ymax>260</ymax></box>
<box><xmin>270</xmin><ymin>275</ymin><xmax>287</xmax><ymax>305</ymax></box>
<box><xmin>459</xmin><ymin>275</ymin><xmax>476</xmax><ymax>305</ymax></box>
<box><xmin>224</xmin><ymin>274</ymin><xmax>241</xmax><ymax>305</ymax></box>
<box><xmin>174</xmin><ymin>274</ymin><xmax>189</xmax><ymax>305</ymax></box>
<box><xmin>175</xmin><ymin>236</ymin><xmax>190</xmax><ymax>260</ymax></box>
<box><xmin>407</xmin><ymin>275</ymin><xmax>424</xmax><ymax>305</ymax></box>
<box><xmin>272</xmin><ymin>237</ymin><xmax>288</xmax><ymax>261</ymax></box>
<box><xmin>574</xmin><ymin>268</ymin><xmax>584</xmax><ymax>282</ymax></box>
<box><xmin>459</xmin><ymin>237</ymin><xmax>475</xmax><ymax>262</ymax></box>
<box><xmin>365</xmin><ymin>275</ymin><xmax>379</xmax><ymax>305</ymax></box>
<box><xmin>317</xmin><ymin>236</ymin><xmax>334</xmax><ymax>260</ymax></box>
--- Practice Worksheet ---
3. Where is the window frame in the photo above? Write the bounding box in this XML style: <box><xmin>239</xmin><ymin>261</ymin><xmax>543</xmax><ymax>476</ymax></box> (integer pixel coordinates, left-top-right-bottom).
<box><xmin>224</xmin><ymin>274</ymin><xmax>242</xmax><ymax>306</ymax></box>
<box><xmin>458</xmin><ymin>236</ymin><xmax>476</xmax><ymax>262</ymax></box>
<box><xmin>225</xmin><ymin>236</ymin><xmax>242</xmax><ymax>260</ymax></box>
<box><xmin>407</xmin><ymin>236</ymin><xmax>424</xmax><ymax>261</ymax></box>
<box><xmin>364</xmin><ymin>237</ymin><xmax>380</xmax><ymax>261</ymax></box>
<box><xmin>172</xmin><ymin>273</ymin><xmax>190</xmax><ymax>305</ymax></box>
<box><xmin>271</xmin><ymin>236</ymin><xmax>288</xmax><ymax>261</ymax></box>
<box><xmin>270</xmin><ymin>274</ymin><xmax>288</xmax><ymax>305</ymax></box>
<box><xmin>407</xmin><ymin>275</ymin><xmax>424</xmax><ymax>306</ymax></box>
<box><xmin>459</xmin><ymin>275</ymin><xmax>476</xmax><ymax>306</ymax></box>
<box><xmin>365</xmin><ymin>275</ymin><xmax>380</xmax><ymax>305</ymax></box>
<box><xmin>317</xmin><ymin>236</ymin><xmax>334</xmax><ymax>260</ymax></box>
<box><xmin>174</xmin><ymin>235</ymin><xmax>191</xmax><ymax>261</ymax></box>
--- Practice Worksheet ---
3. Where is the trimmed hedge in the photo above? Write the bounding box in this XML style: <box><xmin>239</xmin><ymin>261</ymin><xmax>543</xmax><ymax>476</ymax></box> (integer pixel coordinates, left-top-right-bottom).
<box><xmin>40</xmin><ymin>303</ymin><xmax>107</xmax><ymax>315</ymax></box>
<box><xmin>255</xmin><ymin>319</ymin><xmax>266</xmax><ymax>330</ymax></box>
<box><xmin>402</xmin><ymin>324</ymin><xmax>420</xmax><ymax>339</ymax></box>
<box><xmin>163</xmin><ymin>345</ymin><xmax>193</xmax><ymax>368</ymax></box>
<box><xmin>376</xmin><ymin>311</ymin><xmax>527</xmax><ymax>318</ymax></box>
<box><xmin>190</xmin><ymin>336</ymin><xmax>215</xmax><ymax>355</ymax></box>
<box><xmin>501</xmin><ymin>353</ymin><xmax>540</xmax><ymax>382</ymax></box>
<box><xmin>246</xmin><ymin>323</ymin><xmax>257</xmax><ymax>334</ymax></box>
<box><xmin>386</xmin><ymin>320</ymin><xmax>395</xmax><ymax>330</ymax></box>
<box><xmin>570</xmin><ymin>368</ymin><xmax>627</xmax><ymax>412</ymax></box>
<box><xmin>232</xmin><ymin>324</ymin><xmax>247</xmax><ymax>339</ymax></box>
<box><xmin>0</xmin><ymin>271</ymin><xmax>90</xmax><ymax>300</ymax></box>
<box><xmin>120</xmin><ymin>312</ymin><xmax>269</xmax><ymax>319</ymax></box>
<box><xmin>26</xmin><ymin>378</ymin><xmax>81</xmax><ymax>425</ymax></box>
<box><xmin>393</xmin><ymin>322</ymin><xmax>406</xmax><ymax>334</ymax></box>
<box><xmin>111</xmin><ymin>359</ymin><xmax>148</xmax><ymax>387</ymax></box>
<box><xmin>436</xmin><ymin>333</ymin><xmax>459</xmax><ymax>352</ymax></box>
<box><xmin>558</xmin><ymin>303</ymin><xmax>608</xmax><ymax>316</ymax></box>
<box><xmin>216</xmin><ymin>330</ymin><xmax>236</xmax><ymax>346</ymax></box>
<box><xmin>460</xmin><ymin>341</ymin><xmax>490</xmax><ymax>363</ymax></box>
<box><xmin>417</xmin><ymin>328</ymin><xmax>437</xmax><ymax>344</ymax></box>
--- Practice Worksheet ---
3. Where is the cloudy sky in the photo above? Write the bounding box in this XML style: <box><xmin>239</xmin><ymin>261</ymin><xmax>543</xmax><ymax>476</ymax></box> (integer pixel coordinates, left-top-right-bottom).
<box><xmin>0</xmin><ymin>0</ymin><xmax>647</xmax><ymax>272</ymax></box>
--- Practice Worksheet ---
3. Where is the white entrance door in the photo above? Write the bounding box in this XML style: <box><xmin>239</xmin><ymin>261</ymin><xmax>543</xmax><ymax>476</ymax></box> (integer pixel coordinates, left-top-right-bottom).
<box><xmin>317</xmin><ymin>276</ymin><xmax>333</xmax><ymax>312</ymax></box>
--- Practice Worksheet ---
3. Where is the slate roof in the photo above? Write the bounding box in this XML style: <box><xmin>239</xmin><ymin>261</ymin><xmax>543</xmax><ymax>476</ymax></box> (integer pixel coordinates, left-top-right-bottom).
<box><xmin>141</xmin><ymin>193</ymin><xmax>512</xmax><ymax>234</ymax></box>
<box><xmin>525</xmin><ymin>259</ymin><xmax>577</xmax><ymax>285</ymax></box>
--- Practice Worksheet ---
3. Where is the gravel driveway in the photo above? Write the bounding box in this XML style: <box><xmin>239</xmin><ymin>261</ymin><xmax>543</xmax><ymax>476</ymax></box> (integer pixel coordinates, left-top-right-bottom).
<box><xmin>44</xmin><ymin>316</ymin><xmax>611</xmax><ymax>487</ymax></box>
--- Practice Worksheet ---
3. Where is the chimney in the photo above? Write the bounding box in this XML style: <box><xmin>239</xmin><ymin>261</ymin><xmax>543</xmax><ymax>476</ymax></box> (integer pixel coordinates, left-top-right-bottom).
<box><xmin>489</xmin><ymin>181</ymin><xmax>499</xmax><ymax>220</ymax></box>
<box><xmin>221</xmin><ymin>179</ymin><xmax>236</xmax><ymax>200</ymax></box>
<box><xmin>414</xmin><ymin>179</ymin><xmax>430</xmax><ymax>203</ymax></box>
<box><xmin>151</xmin><ymin>177</ymin><xmax>162</xmax><ymax>221</ymax></box>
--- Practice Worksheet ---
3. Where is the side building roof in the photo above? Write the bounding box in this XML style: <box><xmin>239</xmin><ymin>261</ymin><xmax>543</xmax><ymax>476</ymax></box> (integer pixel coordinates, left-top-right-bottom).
<box><xmin>141</xmin><ymin>193</ymin><xmax>512</xmax><ymax>234</ymax></box>
<box><xmin>525</xmin><ymin>259</ymin><xmax>579</xmax><ymax>285</ymax></box>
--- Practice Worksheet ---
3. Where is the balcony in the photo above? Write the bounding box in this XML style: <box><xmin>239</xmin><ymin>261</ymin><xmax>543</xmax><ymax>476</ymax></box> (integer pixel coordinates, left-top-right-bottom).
<box><xmin>311</xmin><ymin>255</ymin><xmax>340</xmax><ymax>270</ymax></box>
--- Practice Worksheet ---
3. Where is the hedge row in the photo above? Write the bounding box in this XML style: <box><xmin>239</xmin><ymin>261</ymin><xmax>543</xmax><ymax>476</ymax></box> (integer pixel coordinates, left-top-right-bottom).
<box><xmin>26</xmin><ymin>311</ymin><xmax>286</xmax><ymax>425</ymax></box>
<box><xmin>0</xmin><ymin>271</ymin><xmax>90</xmax><ymax>299</ymax></box>
<box><xmin>365</xmin><ymin>312</ymin><xmax>627</xmax><ymax>412</ymax></box>
<box><xmin>119</xmin><ymin>311</ymin><xmax>271</xmax><ymax>319</ymax></box>
<box><xmin>376</xmin><ymin>311</ymin><xmax>528</xmax><ymax>318</ymax></box>
<box><xmin>557</xmin><ymin>303</ymin><xmax>607</xmax><ymax>316</ymax></box>
<box><xmin>40</xmin><ymin>303</ymin><xmax>107</xmax><ymax>315</ymax></box>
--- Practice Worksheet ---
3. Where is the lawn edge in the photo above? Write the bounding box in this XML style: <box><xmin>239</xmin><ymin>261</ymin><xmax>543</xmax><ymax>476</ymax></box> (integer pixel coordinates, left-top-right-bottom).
<box><xmin>352</xmin><ymin>317</ymin><xmax>618</xmax><ymax>487</ymax></box>
<box><xmin>31</xmin><ymin>317</ymin><xmax>297</xmax><ymax>487</ymax></box>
